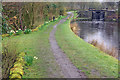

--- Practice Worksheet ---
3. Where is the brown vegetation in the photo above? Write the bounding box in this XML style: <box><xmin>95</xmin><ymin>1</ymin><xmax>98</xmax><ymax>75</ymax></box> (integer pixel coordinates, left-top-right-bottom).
<box><xmin>70</xmin><ymin>22</ymin><xmax>80</xmax><ymax>35</ymax></box>
<box><xmin>88</xmin><ymin>40</ymin><xmax>118</xmax><ymax>59</ymax></box>
<box><xmin>2</xmin><ymin>2</ymin><xmax>67</xmax><ymax>34</ymax></box>
<box><xmin>2</xmin><ymin>42</ymin><xmax>18</xmax><ymax>78</ymax></box>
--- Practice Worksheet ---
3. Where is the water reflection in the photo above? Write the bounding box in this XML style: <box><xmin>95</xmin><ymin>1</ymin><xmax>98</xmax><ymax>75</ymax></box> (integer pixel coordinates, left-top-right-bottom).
<box><xmin>72</xmin><ymin>21</ymin><xmax>118</xmax><ymax>57</ymax></box>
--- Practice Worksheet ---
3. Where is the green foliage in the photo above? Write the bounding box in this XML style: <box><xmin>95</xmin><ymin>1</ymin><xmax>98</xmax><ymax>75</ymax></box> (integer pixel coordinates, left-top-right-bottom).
<box><xmin>58</xmin><ymin>15</ymin><xmax>66</xmax><ymax>20</ymax></box>
<box><xmin>2</xmin><ymin>3</ymin><xmax>67</xmax><ymax>34</ymax></box>
<box><xmin>44</xmin><ymin>22</ymin><xmax>49</xmax><ymax>25</ymax></box>
<box><xmin>24</xmin><ymin>55</ymin><xmax>33</xmax><ymax>66</ymax></box>
<box><xmin>24</xmin><ymin>29</ymin><xmax>31</xmax><ymax>34</ymax></box>
<box><xmin>51</xmin><ymin>4</ymin><xmax>57</xmax><ymax>8</ymax></box>
<box><xmin>58</xmin><ymin>15</ymin><xmax>63</xmax><ymax>19</ymax></box>
<box><xmin>2</xmin><ymin>17</ymin><xmax>9</xmax><ymax>34</ymax></box>
<box><xmin>9</xmin><ymin>32</ymin><xmax>14</xmax><ymax>36</ymax></box>
<box><xmin>16</xmin><ymin>30</ymin><xmax>23</xmax><ymax>35</ymax></box>
<box><xmin>38</xmin><ymin>25</ymin><xmax>44</xmax><ymax>30</ymax></box>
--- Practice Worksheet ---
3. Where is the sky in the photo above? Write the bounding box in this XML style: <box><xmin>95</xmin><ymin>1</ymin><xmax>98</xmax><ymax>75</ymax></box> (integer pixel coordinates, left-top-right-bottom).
<box><xmin>99</xmin><ymin>0</ymin><xmax>103</xmax><ymax>2</ymax></box>
<box><xmin>1</xmin><ymin>0</ymin><xmax>120</xmax><ymax>2</ymax></box>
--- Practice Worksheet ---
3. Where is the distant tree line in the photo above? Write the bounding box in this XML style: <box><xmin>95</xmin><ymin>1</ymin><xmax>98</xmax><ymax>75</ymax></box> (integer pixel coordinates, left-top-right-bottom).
<box><xmin>2</xmin><ymin>2</ymin><xmax>66</xmax><ymax>34</ymax></box>
<box><xmin>64</xmin><ymin>2</ymin><xmax>118</xmax><ymax>11</ymax></box>
<box><xmin>2</xmin><ymin>2</ymin><xmax>118</xmax><ymax>34</ymax></box>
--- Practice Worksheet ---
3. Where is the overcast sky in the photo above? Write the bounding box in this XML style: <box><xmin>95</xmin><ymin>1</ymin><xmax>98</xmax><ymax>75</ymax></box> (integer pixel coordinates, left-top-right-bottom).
<box><xmin>1</xmin><ymin>0</ymin><xmax>120</xmax><ymax>2</ymax></box>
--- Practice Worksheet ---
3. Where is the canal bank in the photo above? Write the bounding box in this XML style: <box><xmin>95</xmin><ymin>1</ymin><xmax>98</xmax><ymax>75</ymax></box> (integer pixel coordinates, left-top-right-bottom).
<box><xmin>71</xmin><ymin>21</ymin><xmax>118</xmax><ymax>59</ymax></box>
<box><xmin>55</xmin><ymin>19</ymin><xmax>118</xmax><ymax>78</ymax></box>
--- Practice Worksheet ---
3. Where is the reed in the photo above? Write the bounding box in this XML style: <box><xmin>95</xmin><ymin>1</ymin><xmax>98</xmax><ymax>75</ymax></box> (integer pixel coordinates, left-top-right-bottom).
<box><xmin>88</xmin><ymin>40</ymin><xmax>118</xmax><ymax>59</ymax></box>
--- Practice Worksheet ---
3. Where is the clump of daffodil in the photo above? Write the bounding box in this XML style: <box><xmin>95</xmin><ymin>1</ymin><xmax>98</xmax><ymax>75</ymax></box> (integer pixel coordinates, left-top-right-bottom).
<box><xmin>10</xmin><ymin>30</ymin><xmax>15</xmax><ymax>33</ymax></box>
<box><xmin>34</xmin><ymin>56</ymin><xmax>38</xmax><ymax>59</ymax></box>
<box><xmin>2</xmin><ymin>34</ymin><xmax>9</xmax><ymax>37</ymax></box>
<box><xmin>9</xmin><ymin>52</ymin><xmax>26</xmax><ymax>79</ymax></box>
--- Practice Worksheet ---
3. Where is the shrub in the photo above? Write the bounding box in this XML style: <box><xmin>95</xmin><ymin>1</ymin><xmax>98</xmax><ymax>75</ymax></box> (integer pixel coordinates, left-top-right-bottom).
<box><xmin>38</xmin><ymin>25</ymin><xmax>44</xmax><ymax>30</ymax></box>
<box><xmin>24</xmin><ymin>55</ymin><xmax>33</xmax><ymax>66</ymax></box>
<box><xmin>16</xmin><ymin>29</ymin><xmax>23</xmax><ymax>35</ymax></box>
<box><xmin>44</xmin><ymin>22</ymin><xmax>49</xmax><ymax>25</ymax></box>
<box><xmin>58</xmin><ymin>15</ymin><xmax>62</xmax><ymax>19</ymax></box>
<box><xmin>9</xmin><ymin>32</ymin><xmax>14</xmax><ymax>36</ymax></box>
<box><xmin>9</xmin><ymin>30</ymin><xmax>15</xmax><ymax>36</ymax></box>
<box><xmin>24</xmin><ymin>29</ymin><xmax>31</xmax><ymax>34</ymax></box>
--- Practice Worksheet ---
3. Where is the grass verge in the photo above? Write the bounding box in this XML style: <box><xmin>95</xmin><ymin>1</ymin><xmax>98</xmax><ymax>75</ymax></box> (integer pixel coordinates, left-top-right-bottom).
<box><xmin>55</xmin><ymin>20</ymin><xmax>118</xmax><ymax>78</ymax></box>
<box><xmin>2</xmin><ymin>19</ymin><xmax>63</xmax><ymax>78</ymax></box>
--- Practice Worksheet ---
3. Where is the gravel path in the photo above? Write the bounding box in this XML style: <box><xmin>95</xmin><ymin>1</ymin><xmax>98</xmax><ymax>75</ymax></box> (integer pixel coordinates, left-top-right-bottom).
<box><xmin>49</xmin><ymin>12</ymin><xmax>86</xmax><ymax>78</ymax></box>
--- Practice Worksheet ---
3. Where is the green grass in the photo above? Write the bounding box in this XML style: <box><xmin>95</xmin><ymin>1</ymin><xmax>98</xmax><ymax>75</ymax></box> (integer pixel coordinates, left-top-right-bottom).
<box><xmin>55</xmin><ymin>20</ymin><xmax>118</xmax><ymax>78</ymax></box>
<box><xmin>2</xmin><ymin>19</ymin><xmax>63</xmax><ymax>78</ymax></box>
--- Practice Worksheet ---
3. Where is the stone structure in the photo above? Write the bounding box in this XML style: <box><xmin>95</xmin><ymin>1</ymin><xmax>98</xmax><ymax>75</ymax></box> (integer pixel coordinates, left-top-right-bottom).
<box><xmin>77</xmin><ymin>8</ymin><xmax>117</xmax><ymax>21</ymax></box>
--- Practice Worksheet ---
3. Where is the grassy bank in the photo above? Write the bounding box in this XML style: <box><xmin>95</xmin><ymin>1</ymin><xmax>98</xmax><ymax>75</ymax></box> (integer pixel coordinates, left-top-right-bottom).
<box><xmin>2</xmin><ymin>19</ymin><xmax>63</xmax><ymax>78</ymax></box>
<box><xmin>55</xmin><ymin>20</ymin><xmax>118</xmax><ymax>78</ymax></box>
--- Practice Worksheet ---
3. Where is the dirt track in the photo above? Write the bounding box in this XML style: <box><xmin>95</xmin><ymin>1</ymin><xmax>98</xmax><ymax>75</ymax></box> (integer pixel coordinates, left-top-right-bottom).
<box><xmin>49</xmin><ymin>12</ymin><xmax>86</xmax><ymax>78</ymax></box>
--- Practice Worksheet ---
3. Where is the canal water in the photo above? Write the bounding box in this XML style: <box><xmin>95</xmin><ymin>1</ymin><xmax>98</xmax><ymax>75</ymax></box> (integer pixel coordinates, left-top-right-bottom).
<box><xmin>71</xmin><ymin>21</ymin><xmax>118</xmax><ymax>59</ymax></box>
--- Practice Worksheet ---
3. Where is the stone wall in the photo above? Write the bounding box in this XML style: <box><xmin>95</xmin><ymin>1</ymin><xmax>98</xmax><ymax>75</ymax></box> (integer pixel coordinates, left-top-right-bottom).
<box><xmin>77</xmin><ymin>10</ymin><xmax>117</xmax><ymax>21</ymax></box>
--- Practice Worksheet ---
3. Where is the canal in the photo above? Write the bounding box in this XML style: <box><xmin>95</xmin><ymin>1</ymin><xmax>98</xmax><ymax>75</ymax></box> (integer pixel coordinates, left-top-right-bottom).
<box><xmin>71</xmin><ymin>21</ymin><xmax>118</xmax><ymax>59</ymax></box>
